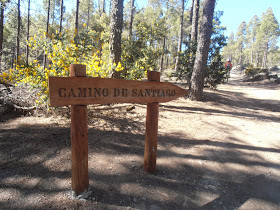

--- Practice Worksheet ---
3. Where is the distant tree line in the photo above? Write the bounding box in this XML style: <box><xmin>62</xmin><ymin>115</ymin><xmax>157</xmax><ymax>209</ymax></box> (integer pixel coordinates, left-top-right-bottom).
<box><xmin>222</xmin><ymin>8</ymin><xmax>280</xmax><ymax>68</ymax></box>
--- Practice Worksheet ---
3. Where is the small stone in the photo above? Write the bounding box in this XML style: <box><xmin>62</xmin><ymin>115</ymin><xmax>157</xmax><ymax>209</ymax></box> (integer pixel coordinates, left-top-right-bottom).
<box><xmin>142</xmin><ymin>197</ymin><xmax>147</xmax><ymax>201</ymax></box>
<box><xmin>133</xmin><ymin>197</ymin><xmax>137</xmax><ymax>203</ymax></box>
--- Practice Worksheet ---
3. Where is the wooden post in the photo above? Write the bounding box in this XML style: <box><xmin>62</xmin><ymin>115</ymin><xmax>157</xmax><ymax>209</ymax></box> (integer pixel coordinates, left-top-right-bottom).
<box><xmin>144</xmin><ymin>71</ymin><xmax>160</xmax><ymax>173</ymax></box>
<box><xmin>70</xmin><ymin>64</ymin><xmax>89</xmax><ymax>195</ymax></box>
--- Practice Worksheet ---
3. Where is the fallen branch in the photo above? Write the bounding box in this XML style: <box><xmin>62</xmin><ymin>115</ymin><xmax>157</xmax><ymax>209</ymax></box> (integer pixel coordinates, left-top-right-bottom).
<box><xmin>13</xmin><ymin>104</ymin><xmax>37</xmax><ymax>111</ymax></box>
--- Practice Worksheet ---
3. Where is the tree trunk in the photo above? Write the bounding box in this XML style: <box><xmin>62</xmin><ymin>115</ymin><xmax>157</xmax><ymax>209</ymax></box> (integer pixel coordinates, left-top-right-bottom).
<box><xmin>75</xmin><ymin>0</ymin><xmax>80</xmax><ymax>32</ymax></box>
<box><xmin>109</xmin><ymin>0</ymin><xmax>124</xmax><ymax>78</ymax></box>
<box><xmin>102</xmin><ymin>0</ymin><xmax>105</xmax><ymax>14</ymax></box>
<box><xmin>262</xmin><ymin>42</ymin><xmax>268</xmax><ymax>68</ymax></box>
<box><xmin>239</xmin><ymin>48</ymin><xmax>242</xmax><ymax>65</ymax></box>
<box><xmin>26</xmin><ymin>0</ymin><xmax>30</xmax><ymax>64</ymax></box>
<box><xmin>43</xmin><ymin>0</ymin><xmax>51</xmax><ymax>71</ymax></box>
<box><xmin>128</xmin><ymin>0</ymin><xmax>135</xmax><ymax>40</ymax></box>
<box><xmin>255</xmin><ymin>52</ymin><xmax>259</xmax><ymax>67</ymax></box>
<box><xmin>189</xmin><ymin>0</ymin><xmax>215</xmax><ymax>101</ymax></box>
<box><xmin>11</xmin><ymin>47</ymin><xmax>15</xmax><ymax>68</ymax></box>
<box><xmin>16</xmin><ymin>0</ymin><xmax>21</xmax><ymax>64</ymax></box>
<box><xmin>190</xmin><ymin>0</ymin><xmax>199</xmax><ymax>42</ymax></box>
<box><xmin>159</xmin><ymin>36</ymin><xmax>166</xmax><ymax>72</ymax></box>
<box><xmin>87</xmin><ymin>0</ymin><xmax>90</xmax><ymax>29</ymax></box>
<box><xmin>250</xmin><ymin>49</ymin><xmax>253</xmax><ymax>64</ymax></box>
<box><xmin>0</xmin><ymin>3</ymin><xmax>4</xmax><ymax>72</ymax></box>
<box><xmin>52</xmin><ymin>2</ymin><xmax>55</xmax><ymax>26</ymax></box>
<box><xmin>59</xmin><ymin>0</ymin><xmax>64</xmax><ymax>33</ymax></box>
<box><xmin>189</xmin><ymin>0</ymin><xmax>194</xmax><ymax>41</ymax></box>
<box><xmin>174</xmin><ymin>0</ymin><xmax>184</xmax><ymax>73</ymax></box>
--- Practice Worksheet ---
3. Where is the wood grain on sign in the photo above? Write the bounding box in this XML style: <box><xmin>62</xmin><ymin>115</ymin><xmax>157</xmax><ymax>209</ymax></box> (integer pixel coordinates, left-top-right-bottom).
<box><xmin>49</xmin><ymin>77</ymin><xmax>189</xmax><ymax>106</ymax></box>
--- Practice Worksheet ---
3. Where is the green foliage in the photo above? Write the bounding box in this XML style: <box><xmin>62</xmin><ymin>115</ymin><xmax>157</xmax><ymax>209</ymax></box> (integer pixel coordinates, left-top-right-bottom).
<box><xmin>0</xmin><ymin>25</ymin><xmax>114</xmax><ymax>106</ymax></box>
<box><xmin>205</xmin><ymin>11</ymin><xmax>228</xmax><ymax>88</ymax></box>
<box><xmin>175</xmin><ymin>41</ymin><xmax>197</xmax><ymax>86</ymax></box>
<box><xmin>244</xmin><ymin>64</ymin><xmax>262</xmax><ymax>77</ymax></box>
<box><xmin>121</xmin><ymin>4</ymin><xmax>168</xmax><ymax>80</ymax></box>
<box><xmin>176</xmin><ymin>11</ymin><xmax>227</xmax><ymax>89</ymax></box>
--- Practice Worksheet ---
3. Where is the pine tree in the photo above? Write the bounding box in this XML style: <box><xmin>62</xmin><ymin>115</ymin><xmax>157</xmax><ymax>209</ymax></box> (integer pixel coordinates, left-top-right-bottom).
<box><xmin>190</xmin><ymin>0</ymin><xmax>199</xmax><ymax>42</ymax></box>
<box><xmin>75</xmin><ymin>0</ymin><xmax>80</xmax><ymax>32</ymax></box>
<box><xmin>0</xmin><ymin>1</ymin><xmax>5</xmax><ymax>71</ymax></box>
<box><xmin>255</xmin><ymin>8</ymin><xmax>280</xmax><ymax>68</ymax></box>
<box><xmin>26</xmin><ymin>0</ymin><xmax>30</xmax><ymax>64</ymax></box>
<box><xmin>128</xmin><ymin>0</ymin><xmax>135</xmax><ymax>40</ymax></box>
<box><xmin>16</xmin><ymin>0</ymin><xmax>21</xmax><ymax>64</ymax></box>
<box><xmin>222</xmin><ymin>32</ymin><xmax>236</xmax><ymax>65</ymax></box>
<box><xmin>43</xmin><ymin>0</ymin><xmax>51</xmax><ymax>70</ymax></box>
<box><xmin>189</xmin><ymin>0</ymin><xmax>215</xmax><ymax>101</ymax></box>
<box><xmin>59</xmin><ymin>0</ymin><xmax>64</xmax><ymax>33</ymax></box>
<box><xmin>235</xmin><ymin>21</ymin><xmax>246</xmax><ymax>65</ymax></box>
<box><xmin>109</xmin><ymin>0</ymin><xmax>124</xmax><ymax>78</ymax></box>
<box><xmin>246</xmin><ymin>15</ymin><xmax>259</xmax><ymax>65</ymax></box>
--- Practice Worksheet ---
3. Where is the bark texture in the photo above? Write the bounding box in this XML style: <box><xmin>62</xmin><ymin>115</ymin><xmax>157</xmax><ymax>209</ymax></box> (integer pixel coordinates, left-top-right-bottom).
<box><xmin>190</xmin><ymin>0</ymin><xmax>200</xmax><ymax>42</ymax></box>
<box><xmin>59</xmin><ymin>0</ymin><xmax>63</xmax><ymax>33</ymax></box>
<box><xmin>26</xmin><ymin>0</ymin><xmax>30</xmax><ymax>64</ymax></box>
<box><xmin>43</xmin><ymin>0</ymin><xmax>51</xmax><ymax>70</ymax></box>
<box><xmin>109</xmin><ymin>0</ymin><xmax>124</xmax><ymax>78</ymax></box>
<box><xmin>128</xmin><ymin>0</ymin><xmax>135</xmax><ymax>40</ymax></box>
<box><xmin>0</xmin><ymin>3</ymin><xmax>4</xmax><ymax>71</ymax></box>
<box><xmin>189</xmin><ymin>0</ymin><xmax>215</xmax><ymax>101</ymax></box>
<box><xmin>16</xmin><ymin>0</ymin><xmax>21</xmax><ymax>64</ymax></box>
<box><xmin>75</xmin><ymin>0</ymin><xmax>79</xmax><ymax>31</ymax></box>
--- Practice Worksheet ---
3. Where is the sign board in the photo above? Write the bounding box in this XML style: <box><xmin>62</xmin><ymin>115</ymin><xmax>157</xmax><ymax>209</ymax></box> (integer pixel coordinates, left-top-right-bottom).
<box><xmin>48</xmin><ymin>65</ymin><xmax>189</xmax><ymax>196</ymax></box>
<box><xmin>49</xmin><ymin>77</ymin><xmax>189</xmax><ymax>106</ymax></box>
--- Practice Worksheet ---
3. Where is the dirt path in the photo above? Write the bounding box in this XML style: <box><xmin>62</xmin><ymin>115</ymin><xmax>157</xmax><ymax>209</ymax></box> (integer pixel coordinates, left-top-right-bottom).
<box><xmin>0</xmin><ymin>70</ymin><xmax>279</xmax><ymax>209</ymax></box>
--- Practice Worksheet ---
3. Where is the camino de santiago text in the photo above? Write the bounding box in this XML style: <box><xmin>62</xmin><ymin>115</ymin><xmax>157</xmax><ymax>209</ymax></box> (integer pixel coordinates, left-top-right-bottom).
<box><xmin>58</xmin><ymin>88</ymin><xmax>176</xmax><ymax>98</ymax></box>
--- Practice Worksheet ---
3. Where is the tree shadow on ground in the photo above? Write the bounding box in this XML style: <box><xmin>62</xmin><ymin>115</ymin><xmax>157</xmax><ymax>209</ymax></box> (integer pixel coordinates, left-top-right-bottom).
<box><xmin>203</xmin><ymin>89</ymin><xmax>280</xmax><ymax>113</ymax></box>
<box><xmin>159</xmin><ymin>86</ymin><xmax>280</xmax><ymax>123</ymax></box>
<box><xmin>1</xmin><ymin>119</ymin><xmax>279</xmax><ymax>209</ymax></box>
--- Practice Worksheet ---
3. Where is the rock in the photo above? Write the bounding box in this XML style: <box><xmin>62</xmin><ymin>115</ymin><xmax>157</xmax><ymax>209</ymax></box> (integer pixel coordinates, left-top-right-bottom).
<box><xmin>268</xmin><ymin>66</ymin><xmax>279</xmax><ymax>71</ymax></box>
<box><xmin>150</xmin><ymin>204</ymin><xmax>161</xmax><ymax>210</ymax></box>
<box><xmin>268</xmin><ymin>74</ymin><xmax>278</xmax><ymax>79</ymax></box>
<box><xmin>133</xmin><ymin>197</ymin><xmax>137</xmax><ymax>203</ymax></box>
<box><xmin>274</xmin><ymin>78</ymin><xmax>280</xmax><ymax>84</ymax></box>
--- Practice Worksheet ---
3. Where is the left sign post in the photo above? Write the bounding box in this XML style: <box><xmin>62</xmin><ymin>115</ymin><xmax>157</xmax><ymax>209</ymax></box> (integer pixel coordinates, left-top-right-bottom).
<box><xmin>69</xmin><ymin>64</ymin><xmax>89</xmax><ymax>195</ymax></box>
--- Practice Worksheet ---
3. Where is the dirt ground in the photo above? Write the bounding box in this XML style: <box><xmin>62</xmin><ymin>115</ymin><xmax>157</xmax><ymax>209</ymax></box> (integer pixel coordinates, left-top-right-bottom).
<box><xmin>0</xmin><ymin>69</ymin><xmax>280</xmax><ymax>209</ymax></box>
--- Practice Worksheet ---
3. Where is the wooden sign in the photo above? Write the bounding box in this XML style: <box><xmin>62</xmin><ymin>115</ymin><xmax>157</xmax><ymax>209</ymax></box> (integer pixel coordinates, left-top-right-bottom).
<box><xmin>48</xmin><ymin>64</ymin><xmax>189</xmax><ymax>196</ymax></box>
<box><xmin>49</xmin><ymin>77</ymin><xmax>188</xmax><ymax>106</ymax></box>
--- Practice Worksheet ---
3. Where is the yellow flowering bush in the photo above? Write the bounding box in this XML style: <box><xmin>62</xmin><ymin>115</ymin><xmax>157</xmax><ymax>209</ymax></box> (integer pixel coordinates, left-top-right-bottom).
<box><xmin>0</xmin><ymin>18</ymin><xmax>165</xmax><ymax>107</ymax></box>
<box><xmin>0</xmin><ymin>25</ymin><xmax>114</xmax><ymax>106</ymax></box>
